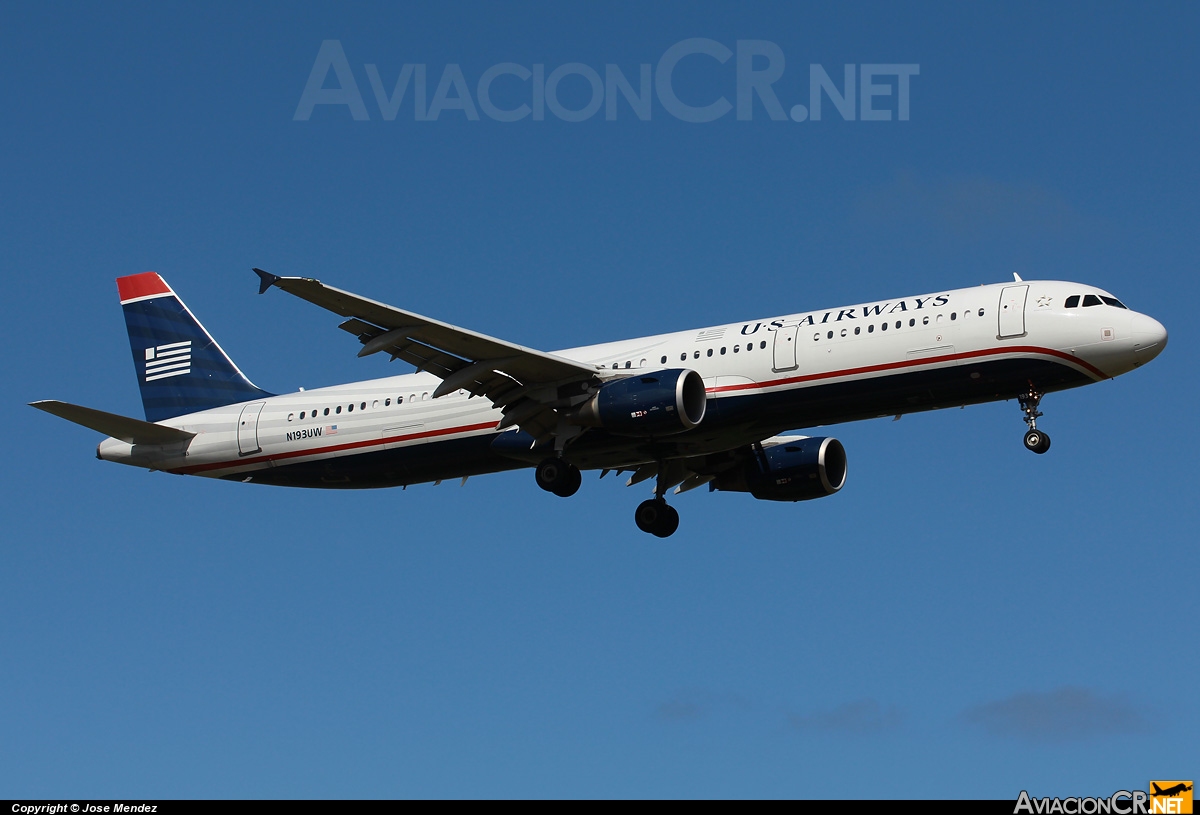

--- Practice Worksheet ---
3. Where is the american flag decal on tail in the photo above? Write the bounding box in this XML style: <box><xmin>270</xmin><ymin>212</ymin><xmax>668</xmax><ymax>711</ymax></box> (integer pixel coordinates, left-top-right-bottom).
<box><xmin>144</xmin><ymin>341</ymin><xmax>192</xmax><ymax>382</ymax></box>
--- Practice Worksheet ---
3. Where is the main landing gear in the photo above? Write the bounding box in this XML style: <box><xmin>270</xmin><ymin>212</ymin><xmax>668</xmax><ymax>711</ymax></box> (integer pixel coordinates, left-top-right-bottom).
<box><xmin>634</xmin><ymin>498</ymin><xmax>679</xmax><ymax>538</ymax></box>
<box><xmin>534</xmin><ymin>456</ymin><xmax>681</xmax><ymax>537</ymax></box>
<box><xmin>1018</xmin><ymin>384</ymin><xmax>1051</xmax><ymax>454</ymax></box>
<box><xmin>535</xmin><ymin>457</ymin><xmax>581</xmax><ymax>497</ymax></box>
<box><xmin>634</xmin><ymin>463</ymin><xmax>680</xmax><ymax>538</ymax></box>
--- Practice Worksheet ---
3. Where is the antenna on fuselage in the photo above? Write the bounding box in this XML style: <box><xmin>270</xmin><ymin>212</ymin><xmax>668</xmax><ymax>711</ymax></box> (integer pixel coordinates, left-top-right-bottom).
<box><xmin>1013</xmin><ymin>272</ymin><xmax>1023</xmax><ymax>282</ymax></box>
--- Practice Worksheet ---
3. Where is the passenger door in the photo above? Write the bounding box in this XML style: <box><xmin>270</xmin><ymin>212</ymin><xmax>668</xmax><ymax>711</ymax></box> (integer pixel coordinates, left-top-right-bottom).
<box><xmin>998</xmin><ymin>285</ymin><xmax>1029</xmax><ymax>339</ymax></box>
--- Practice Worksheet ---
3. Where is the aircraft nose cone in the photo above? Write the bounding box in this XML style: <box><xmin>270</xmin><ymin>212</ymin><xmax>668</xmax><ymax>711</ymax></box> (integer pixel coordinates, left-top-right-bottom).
<box><xmin>1130</xmin><ymin>312</ymin><xmax>1167</xmax><ymax>363</ymax></box>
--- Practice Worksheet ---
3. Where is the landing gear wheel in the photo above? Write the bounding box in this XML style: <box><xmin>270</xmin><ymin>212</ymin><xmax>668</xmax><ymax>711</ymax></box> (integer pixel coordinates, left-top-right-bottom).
<box><xmin>536</xmin><ymin>458</ymin><xmax>581</xmax><ymax>496</ymax></box>
<box><xmin>634</xmin><ymin>499</ymin><xmax>680</xmax><ymax>538</ymax></box>
<box><xmin>553</xmin><ymin>465</ymin><xmax>582</xmax><ymax>497</ymax></box>
<box><xmin>1023</xmin><ymin>429</ymin><xmax>1051</xmax><ymax>454</ymax></box>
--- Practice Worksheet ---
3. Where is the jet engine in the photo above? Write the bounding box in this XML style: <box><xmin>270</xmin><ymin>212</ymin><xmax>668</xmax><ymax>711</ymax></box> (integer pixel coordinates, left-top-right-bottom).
<box><xmin>714</xmin><ymin>436</ymin><xmax>847</xmax><ymax>501</ymax></box>
<box><xmin>572</xmin><ymin>369</ymin><xmax>707</xmax><ymax>437</ymax></box>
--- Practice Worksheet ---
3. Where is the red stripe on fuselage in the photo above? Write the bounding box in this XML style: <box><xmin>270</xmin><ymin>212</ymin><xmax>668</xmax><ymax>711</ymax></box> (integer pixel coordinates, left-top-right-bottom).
<box><xmin>172</xmin><ymin>420</ymin><xmax>500</xmax><ymax>475</ymax></box>
<box><xmin>172</xmin><ymin>345</ymin><xmax>1104</xmax><ymax>476</ymax></box>
<box><xmin>706</xmin><ymin>345</ymin><xmax>1109</xmax><ymax>394</ymax></box>
<box><xmin>117</xmin><ymin>272</ymin><xmax>172</xmax><ymax>303</ymax></box>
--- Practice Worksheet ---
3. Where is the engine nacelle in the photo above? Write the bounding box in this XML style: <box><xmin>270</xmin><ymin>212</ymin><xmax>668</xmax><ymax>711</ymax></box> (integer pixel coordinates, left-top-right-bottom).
<box><xmin>573</xmin><ymin>369</ymin><xmax>707</xmax><ymax>437</ymax></box>
<box><xmin>714</xmin><ymin>436</ymin><xmax>847</xmax><ymax>501</ymax></box>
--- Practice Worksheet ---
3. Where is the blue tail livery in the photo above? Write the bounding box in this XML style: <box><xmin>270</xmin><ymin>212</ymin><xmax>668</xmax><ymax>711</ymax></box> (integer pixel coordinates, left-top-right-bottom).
<box><xmin>118</xmin><ymin>272</ymin><xmax>272</xmax><ymax>422</ymax></box>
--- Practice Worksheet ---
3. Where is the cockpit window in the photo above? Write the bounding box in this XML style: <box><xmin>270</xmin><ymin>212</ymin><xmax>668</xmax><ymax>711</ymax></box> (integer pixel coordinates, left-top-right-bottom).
<box><xmin>1064</xmin><ymin>295</ymin><xmax>1080</xmax><ymax>308</ymax></box>
<box><xmin>1101</xmin><ymin>296</ymin><xmax>1127</xmax><ymax>309</ymax></box>
<box><xmin>1082</xmin><ymin>294</ymin><xmax>1102</xmax><ymax>307</ymax></box>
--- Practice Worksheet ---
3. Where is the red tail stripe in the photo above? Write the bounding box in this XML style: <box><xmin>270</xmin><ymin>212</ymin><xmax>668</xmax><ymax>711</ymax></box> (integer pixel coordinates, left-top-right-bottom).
<box><xmin>117</xmin><ymin>272</ymin><xmax>172</xmax><ymax>303</ymax></box>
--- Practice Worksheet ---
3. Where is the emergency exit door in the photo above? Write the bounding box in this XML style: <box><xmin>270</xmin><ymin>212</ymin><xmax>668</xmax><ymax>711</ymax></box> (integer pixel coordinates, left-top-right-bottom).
<box><xmin>772</xmin><ymin>325</ymin><xmax>799</xmax><ymax>372</ymax></box>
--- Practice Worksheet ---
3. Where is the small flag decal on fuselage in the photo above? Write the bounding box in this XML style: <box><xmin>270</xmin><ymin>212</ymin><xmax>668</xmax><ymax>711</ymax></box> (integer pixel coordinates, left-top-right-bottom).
<box><xmin>144</xmin><ymin>341</ymin><xmax>192</xmax><ymax>382</ymax></box>
<box><xmin>325</xmin><ymin>425</ymin><xmax>338</xmax><ymax>435</ymax></box>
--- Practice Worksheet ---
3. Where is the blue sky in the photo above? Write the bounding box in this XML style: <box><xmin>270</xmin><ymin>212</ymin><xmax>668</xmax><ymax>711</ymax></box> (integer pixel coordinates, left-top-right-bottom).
<box><xmin>2</xmin><ymin>2</ymin><xmax>1196</xmax><ymax>799</ymax></box>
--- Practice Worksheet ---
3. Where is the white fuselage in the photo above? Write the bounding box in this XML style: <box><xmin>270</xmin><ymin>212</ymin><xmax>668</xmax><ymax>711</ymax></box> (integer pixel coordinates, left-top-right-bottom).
<box><xmin>97</xmin><ymin>279</ymin><xmax>1167</xmax><ymax>485</ymax></box>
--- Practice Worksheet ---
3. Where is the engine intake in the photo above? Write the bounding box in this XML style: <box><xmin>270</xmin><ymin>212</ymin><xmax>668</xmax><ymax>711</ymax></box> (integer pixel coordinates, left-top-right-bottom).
<box><xmin>573</xmin><ymin>369</ymin><xmax>706</xmax><ymax>437</ymax></box>
<box><xmin>714</xmin><ymin>436</ymin><xmax>847</xmax><ymax>502</ymax></box>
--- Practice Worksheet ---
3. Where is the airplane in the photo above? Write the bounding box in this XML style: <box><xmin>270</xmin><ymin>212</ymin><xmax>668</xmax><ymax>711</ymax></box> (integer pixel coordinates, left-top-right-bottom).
<box><xmin>1152</xmin><ymin>783</ymin><xmax>1193</xmax><ymax>798</ymax></box>
<box><xmin>31</xmin><ymin>269</ymin><xmax>1167</xmax><ymax>537</ymax></box>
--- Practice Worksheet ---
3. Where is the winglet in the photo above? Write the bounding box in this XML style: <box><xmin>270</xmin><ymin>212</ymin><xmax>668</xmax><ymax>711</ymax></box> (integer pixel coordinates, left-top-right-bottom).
<box><xmin>253</xmin><ymin>268</ymin><xmax>280</xmax><ymax>295</ymax></box>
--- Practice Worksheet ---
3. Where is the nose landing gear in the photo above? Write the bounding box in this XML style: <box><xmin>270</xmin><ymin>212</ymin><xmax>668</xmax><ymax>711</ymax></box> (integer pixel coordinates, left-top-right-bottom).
<box><xmin>1018</xmin><ymin>384</ymin><xmax>1051</xmax><ymax>454</ymax></box>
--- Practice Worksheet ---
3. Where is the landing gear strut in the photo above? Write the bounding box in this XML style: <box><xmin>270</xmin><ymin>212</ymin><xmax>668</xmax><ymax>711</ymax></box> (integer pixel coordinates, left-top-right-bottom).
<box><xmin>633</xmin><ymin>463</ymin><xmax>680</xmax><ymax>538</ymax></box>
<box><xmin>535</xmin><ymin>457</ymin><xmax>582</xmax><ymax>497</ymax></box>
<box><xmin>1018</xmin><ymin>384</ymin><xmax>1051</xmax><ymax>454</ymax></box>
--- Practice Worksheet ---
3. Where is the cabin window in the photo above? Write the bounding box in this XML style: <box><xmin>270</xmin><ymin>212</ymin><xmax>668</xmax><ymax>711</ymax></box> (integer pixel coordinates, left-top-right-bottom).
<box><xmin>760</xmin><ymin>341</ymin><xmax>767</xmax><ymax>349</ymax></box>
<box><xmin>384</xmin><ymin>398</ymin><xmax>390</xmax><ymax>406</ymax></box>
<box><xmin>813</xmin><ymin>332</ymin><xmax>820</xmax><ymax>342</ymax></box>
<box><xmin>361</xmin><ymin>402</ymin><xmax>367</xmax><ymax>410</ymax></box>
<box><xmin>680</xmin><ymin>353</ymin><xmax>687</xmax><ymax>361</ymax></box>
<box><xmin>826</xmin><ymin>330</ymin><xmax>833</xmax><ymax>339</ymax></box>
<box><xmin>895</xmin><ymin>320</ymin><xmax>902</xmax><ymax>329</ymax></box>
<box><xmin>299</xmin><ymin>411</ymin><xmax>306</xmax><ymax>420</ymax></box>
<box><xmin>854</xmin><ymin>326</ymin><xmax>861</xmax><ymax>335</ymax></box>
<box><xmin>868</xmin><ymin>324</ymin><xmax>875</xmax><ymax>333</ymax></box>
<box><xmin>625</xmin><ymin>361</ymin><xmax>632</xmax><ymax>369</ymax></box>
<box><xmin>881</xmin><ymin>322</ymin><xmax>887</xmax><ymax>331</ymax></box>
<box><xmin>978</xmin><ymin>308</ymin><xmax>985</xmax><ymax>316</ymax></box>
<box><xmin>335</xmin><ymin>406</ymin><xmax>342</xmax><ymax>414</ymax></box>
<box><xmin>733</xmin><ymin>345</ymin><xmax>739</xmax><ymax>353</ymax></box>
<box><xmin>694</xmin><ymin>350</ymin><xmax>700</xmax><ymax>359</ymax></box>
<box><xmin>422</xmin><ymin>392</ymin><xmax>430</xmax><ymax>401</ymax></box>
<box><xmin>840</xmin><ymin>328</ymin><xmax>847</xmax><ymax>337</ymax></box>
<box><xmin>661</xmin><ymin>356</ymin><xmax>667</xmax><ymax>364</ymax></box>
<box><xmin>1065</xmin><ymin>295</ymin><xmax>1080</xmax><ymax>308</ymax></box>
<box><xmin>950</xmin><ymin>312</ymin><xmax>957</xmax><ymax>321</ymax></box>
<box><xmin>347</xmin><ymin>404</ymin><xmax>353</xmax><ymax>412</ymax></box>
<box><xmin>372</xmin><ymin>400</ymin><xmax>379</xmax><ymax>409</ymax></box>
<box><xmin>287</xmin><ymin>413</ymin><xmax>294</xmax><ymax>422</ymax></box>
<box><xmin>909</xmin><ymin>318</ymin><xmax>916</xmax><ymax>327</ymax></box>
<box><xmin>922</xmin><ymin>316</ymin><xmax>930</xmax><ymax>325</ymax></box>
<box><xmin>1083</xmin><ymin>294</ymin><xmax>1102</xmax><ymax>307</ymax></box>
<box><xmin>719</xmin><ymin>347</ymin><xmax>726</xmax><ymax>355</ymax></box>
<box><xmin>324</xmin><ymin>408</ymin><xmax>330</xmax><ymax>416</ymax></box>
<box><xmin>706</xmin><ymin>348</ymin><xmax>713</xmax><ymax>357</ymax></box>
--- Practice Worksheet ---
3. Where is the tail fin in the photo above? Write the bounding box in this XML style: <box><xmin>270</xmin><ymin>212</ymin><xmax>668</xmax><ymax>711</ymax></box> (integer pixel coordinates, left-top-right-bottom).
<box><xmin>118</xmin><ymin>272</ymin><xmax>272</xmax><ymax>421</ymax></box>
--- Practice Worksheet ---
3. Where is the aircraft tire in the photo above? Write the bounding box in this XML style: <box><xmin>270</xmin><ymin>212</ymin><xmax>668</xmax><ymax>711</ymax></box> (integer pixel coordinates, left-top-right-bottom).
<box><xmin>635</xmin><ymin>499</ymin><xmax>679</xmax><ymax>537</ymax></box>
<box><xmin>552</xmin><ymin>465</ymin><xmax>582</xmax><ymax>498</ymax></box>
<box><xmin>1023</xmin><ymin>429</ymin><xmax>1051</xmax><ymax>454</ymax></box>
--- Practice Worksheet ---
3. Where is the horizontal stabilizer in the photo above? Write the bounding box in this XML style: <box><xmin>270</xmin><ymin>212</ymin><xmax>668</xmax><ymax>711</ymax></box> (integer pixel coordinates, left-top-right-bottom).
<box><xmin>30</xmin><ymin>400</ymin><xmax>196</xmax><ymax>446</ymax></box>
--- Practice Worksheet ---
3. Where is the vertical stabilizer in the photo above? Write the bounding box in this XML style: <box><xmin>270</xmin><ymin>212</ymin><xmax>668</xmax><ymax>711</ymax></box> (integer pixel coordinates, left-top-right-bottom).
<box><xmin>118</xmin><ymin>272</ymin><xmax>272</xmax><ymax>422</ymax></box>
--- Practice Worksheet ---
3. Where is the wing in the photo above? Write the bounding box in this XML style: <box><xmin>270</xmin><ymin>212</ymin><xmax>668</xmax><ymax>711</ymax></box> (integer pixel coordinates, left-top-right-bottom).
<box><xmin>254</xmin><ymin>270</ymin><xmax>603</xmax><ymax>443</ymax></box>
